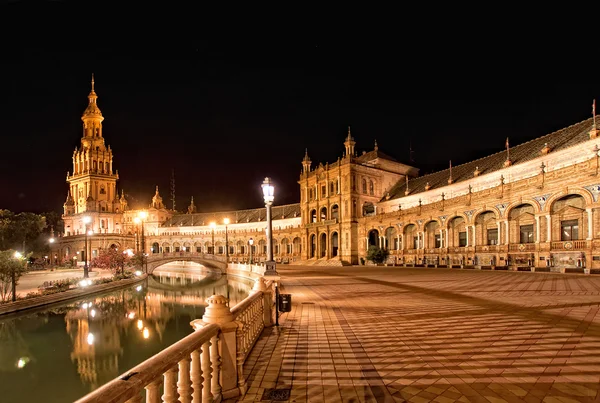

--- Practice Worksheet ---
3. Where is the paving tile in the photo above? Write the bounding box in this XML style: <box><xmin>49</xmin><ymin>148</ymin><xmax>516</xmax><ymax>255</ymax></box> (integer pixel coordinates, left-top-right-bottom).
<box><xmin>232</xmin><ymin>266</ymin><xmax>600</xmax><ymax>402</ymax></box>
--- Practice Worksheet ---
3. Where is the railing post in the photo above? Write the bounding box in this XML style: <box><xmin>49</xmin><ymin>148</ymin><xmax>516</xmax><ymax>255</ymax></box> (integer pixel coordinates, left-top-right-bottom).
<box><xmin>252</xmin><ymin>277</ymin><xmax>273</xmax><ymax>327</ymax></box>
<box><xmin>191</xmin><ymin>295</ymin><xmax>240</xmax><ymax>400</ymax></box>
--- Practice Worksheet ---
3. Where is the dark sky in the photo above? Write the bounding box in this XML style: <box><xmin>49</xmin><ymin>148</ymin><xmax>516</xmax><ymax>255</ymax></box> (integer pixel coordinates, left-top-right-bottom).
<box><xmin>0</xmin><ymin>3</ymin><xmax>597</xmax><ymax>214</ymax></box>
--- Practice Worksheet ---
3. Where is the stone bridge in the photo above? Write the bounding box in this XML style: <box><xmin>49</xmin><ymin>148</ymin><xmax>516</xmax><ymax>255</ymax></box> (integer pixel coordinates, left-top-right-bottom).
<box><xmin>145</xmin><ymin>252</ymin><xmax>227</xmax><ymax>274</ymax></box>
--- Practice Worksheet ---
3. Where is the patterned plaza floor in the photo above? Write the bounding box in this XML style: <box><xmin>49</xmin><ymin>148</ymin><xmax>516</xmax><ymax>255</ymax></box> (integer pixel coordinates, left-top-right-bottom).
<box><xmin>234</xmin><ymin>266</ymin><xmax>600</xmax><ymax>403</ymax></box>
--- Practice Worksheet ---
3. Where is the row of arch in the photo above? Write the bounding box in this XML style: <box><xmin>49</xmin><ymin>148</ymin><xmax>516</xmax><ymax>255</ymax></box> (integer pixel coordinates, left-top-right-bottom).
<box><xmin>367</xmin><ymin>193</ymin><xmax>589</xmax><ymax>250</ymax></box>
<box><xmin>151</xmin><ymin>237</ymin><xmax>303</xmax><ymax>255</ymax></box>
<box><xmin>308</xmin><ymin>231</ymin><xmax>339</xmax><ymax>258</ymax></box>
<box><xmin>309</xmin><ymin>204</ymin><xmax>339</xmax><ymax>223</ymax></box>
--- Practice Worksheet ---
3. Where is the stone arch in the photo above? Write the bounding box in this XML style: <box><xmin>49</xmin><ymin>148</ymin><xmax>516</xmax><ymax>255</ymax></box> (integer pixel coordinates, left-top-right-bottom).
<box><xmin>292</xmin><ymin>237</ymin><xmax>301</xmax><ymax>255</ymax></box>
<box><xmin>447</xmin><ymin>216</ymin><xmax>467</xmax><ymax>248</ymax></box>
<box><xmin>281</xmin><ymin>238</ymin><xmax>290</xmax><ymax>255</ymax></box>
<box><xmin>319</xmin><ymin>232</ymin><xmax>327</xmax><ymax>258</ymax></box>
<box><xmin>550</xmin><ymin>194</ymin><xmax>587</xmax><ymax>242</ymax></box>
<box><xmin>309</xmin><ymin>234</ymin><xmax>317</xmax><ymax>258</ymax></box>
<box><xmin>310</xmin><ymin>209</ymin><xmax>317</xmax><ymax>223</ymax></box>
<box><xmin>505</xmin><ymin>200</ymin><xmax>540</xmax><ymax>218</ymax></box>
<box><xmin>475</xmin><ymin>210</ymin><xmax>499</xmax><ymax>246</ymax></box>
<box><xmin>384</xmin><ymin>226</ymin><xmax>398</xmax><ymax>250</ymax></box>
<box><xmin>320</xmin><ymin>207</ymin><xmax>327</xmax><ymax>221</ymax></box>
<box><xmin>151</xmin><ymin>242</ymin><xmax>159</xmax><ymax>254</ymax></box>
<box><xmin>545</xmin><ymin>189</ymin><xmax>593</xmax><ymax>213</ymax></box>
<box><xmin>331</xmin><ymin>204</ymin><xmax>339</xmax><ymax>221</ymax></box>
<box><xmin>403</xmin><ymin>223</ymin><xmax>418</xmax><ymax>250</ymax></box>
<box><xmin>508</xmin><ymin>202</ymin><xmax>537</xmax><ymax>244</ymax></box>
<box><xmin>445</xmin><ymin>213</ymin><xmax>468</xmax><ymax>230</ymax></box>
<box><xmin>473</xmin><ymin>208</ymin><xmax>499</xmax><ymax>223</ymax></box>
<box><xmin>424</xmin><ymin>220</ymin><xmax>441</xmax><ymax>249</ymax></box>
<box><xmin>367</xmin><ymin>229</ymin><xmax>379</xmax><ymax>252</ymax></box>
<box><xmin>331</xmin><ymin>232</ymin><xmax>339</xmax><ymax>257</ymax></box>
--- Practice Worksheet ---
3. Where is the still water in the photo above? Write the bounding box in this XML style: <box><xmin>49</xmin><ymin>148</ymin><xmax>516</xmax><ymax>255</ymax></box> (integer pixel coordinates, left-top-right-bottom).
<box><xmin>0</xmin><ymin>265</ymin><xmax>254</xmax><ymax>403</ymax></box>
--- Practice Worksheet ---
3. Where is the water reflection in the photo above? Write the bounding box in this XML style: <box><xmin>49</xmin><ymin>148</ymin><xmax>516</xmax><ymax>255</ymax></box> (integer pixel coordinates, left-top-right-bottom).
<box><xmin>0</xmin><ymin>266</ymin><xmax>253</xmax><ymax>403</ymax></box>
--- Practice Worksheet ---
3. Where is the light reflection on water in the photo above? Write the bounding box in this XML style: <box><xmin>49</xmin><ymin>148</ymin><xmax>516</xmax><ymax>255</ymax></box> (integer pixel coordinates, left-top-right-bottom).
<box><xmin>0</xmin><ymin>266</ymin><xmax>253</xmax><ymax>403</ymax></box>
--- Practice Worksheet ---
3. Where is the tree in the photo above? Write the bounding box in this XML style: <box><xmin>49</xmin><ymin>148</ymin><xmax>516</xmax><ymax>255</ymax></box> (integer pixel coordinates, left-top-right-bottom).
<box><xmin>366</xmin><ymin>245</ymin><xmax>390</xmax><ymax>264</ymax></box>
<box><xmin>0</xmin><ymin>210</ymin><xmax>46</xmax><ymax>253</ymax></box>
<box><xmin>90</xmin><ymin>248</ymin><xmax>131</xmax><ymax>275</ymax></box>
<box><xmin>129</xmin><ymin>252</ymin><xmax>144</xmax><ymax>270</ymax></box>
<box><xmin>0</xmin><ymin>250</ymin><xmax>29</xmax><ymax>302</ymax></box>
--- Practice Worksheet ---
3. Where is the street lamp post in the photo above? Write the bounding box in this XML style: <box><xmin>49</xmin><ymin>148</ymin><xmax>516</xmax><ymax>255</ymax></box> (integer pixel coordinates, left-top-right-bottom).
<box><xmin>249</xmin><ymin>238</ymin><xmax>254</xmax><ymax>265</ymax></box>
<box><xmin>209</xmin><ymin>222</ymin><xmax>216</xmax><ymax>255</ymax></box>
<box><xmin>224</xmin><ymin>218</ymin><xmax>230</xmax><ymax>263</ymax></box>
<box><xmin>83</xmin><ymin>216</ymin><xmax>92</xmax><ymax>278</ymax></box>
<box><xmin>12</xmin><ymin>251</ymin><xmax>23</xmax><ymax>302</ymax></box>
<box><xmin>138</xmin><ymin>211</ymin><xmax>148</xmax><ymax>273</ymax></box>
<box><xmin>261</xmin><ymin>177</ymin><xmax>280</xmax><ymax>326</ymax></box>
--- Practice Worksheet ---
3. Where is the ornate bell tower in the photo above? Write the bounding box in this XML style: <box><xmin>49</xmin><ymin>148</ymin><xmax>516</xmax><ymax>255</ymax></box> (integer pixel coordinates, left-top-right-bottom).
<box><xmin>66</xmin><ymin>75</ymin><xmax>119</xmax><ymax>214</ymax></box>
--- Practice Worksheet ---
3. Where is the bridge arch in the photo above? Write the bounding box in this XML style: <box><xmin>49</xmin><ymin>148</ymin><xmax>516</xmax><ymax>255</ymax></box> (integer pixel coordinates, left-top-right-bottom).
<box><xmin>145</xmin><ymin>252</ymin><xmax>227</xmax><ymax>274</ymax></box>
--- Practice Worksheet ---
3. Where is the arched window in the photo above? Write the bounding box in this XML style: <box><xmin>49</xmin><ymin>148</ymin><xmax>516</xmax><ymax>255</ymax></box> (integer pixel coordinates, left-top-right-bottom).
<box><xmin>311</xmin><ymin>209</ymin><xmax>317</xmax><ymax>223</ymax></box>
<box><xmin>320</xmin><ymin>207</ymin><xmax>327</xmax><ymax>221</ymax></box>
<box><xmin>331</xmin><ymin>204</ymin><xmax>339</xmax><ymax>221</ymax></box>
<box><xmin>369</xmin><ymin>180</ymin><xmax>374</xmax><ymax>195</ymax></box>
<box><xmin>362</xmin><ymin>178</ymin><xmax>367</xmax><ymax>193</ymax></box>
<box><xmin>329</xmin><ymin>181</ymin><xmax>334</xmax><ymax>194</ymax></box>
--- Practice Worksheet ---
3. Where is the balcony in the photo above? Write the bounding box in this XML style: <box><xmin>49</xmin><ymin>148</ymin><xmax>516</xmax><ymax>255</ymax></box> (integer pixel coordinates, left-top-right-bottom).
<box><xmin>508</xmin><ymin>243</ymin><xmax>537</xmax><ymax>252</ymax></box>
<box><xmin>550</xmin><ymin>240</ymin><xmax>588</xmax><ymax>251</ymax></box>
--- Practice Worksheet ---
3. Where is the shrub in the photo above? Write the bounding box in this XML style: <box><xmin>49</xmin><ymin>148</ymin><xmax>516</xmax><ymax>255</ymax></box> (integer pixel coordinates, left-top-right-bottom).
<box><xmin>366</xmin><ymin>246</ymin><xmax>389</xmax><ymax>264</ymax></box>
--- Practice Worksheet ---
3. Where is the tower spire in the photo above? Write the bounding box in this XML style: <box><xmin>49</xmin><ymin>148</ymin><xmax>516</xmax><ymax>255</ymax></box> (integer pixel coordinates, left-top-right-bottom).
<box><xmin>302</xmin><ymin>148</ymin><xmax>312</xmax><ymax>174</ymax></box>
<box><xmin>91</xmin><ymin>73</ymin><xmax>95</xmax><ymax>92</ymax></box>
<box><xmin>344</xmin><ymin>126</ymin><xmax>356</xmax><ymax>157</ymax></box>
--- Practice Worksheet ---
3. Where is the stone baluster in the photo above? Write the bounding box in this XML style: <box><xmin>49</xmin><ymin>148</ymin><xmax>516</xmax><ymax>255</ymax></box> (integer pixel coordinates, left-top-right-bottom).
<box><xmin>210</xmin><ymin>334</ymin><xmax>222</xmax><ymax>399</ymax></box>
<box><xmin>144</xmin><ymin>378</ymin><xmax>162</xmax><ymax>403</ymax></box>
<box><xmin>201</xmin><ymin>340</ymin><xmax>213</xmax><ymax>402</ymax></box>
<box><xmin>178</xmin><ymin>357</ymin><xmax>193</xmax><ymax>403</ymax></box>
<box><xmin>162</xmin><ymin>367</ymin><xmax>179</xmax><ymax>403</ymax></box>
<box><xmin>190</xmin><ymin>349</ymin><xmax>204</xmax><ymax>403</ymax></box>
<box><xmin>192</xmin><ymin>294</ymin><xmax>241</xmax><ymax>400</ymax></box>
<box><xmin>236</xmin><ymin>325</ymin><xmax>247</xmax><ymax>396</ymax></box>
<box><xmin>253</xmin><ymin>278</ymin><xmax>274</xmax><ymax>327</ymax></box>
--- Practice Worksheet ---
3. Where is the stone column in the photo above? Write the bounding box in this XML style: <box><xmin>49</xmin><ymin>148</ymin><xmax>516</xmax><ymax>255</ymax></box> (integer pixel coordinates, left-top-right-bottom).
<box><xmin>466</xmin><ymin>226</ymin><xmax>470</xmax><ymax>246</ymax></box>
<box><xmin>497</xmin><ymin>222</ymin><xmax>502</xmax><ymax>245</ymax></box>
<box><xmin>535</xmin><ymin>216</ymin><xmax>540</xmax><ymax>243</ymax></box>
<box><xmin>191</xmin><ymin>294</ymin><xmax>240</xmax><ymax>400</ymax></box>
<box><xmin>546</xmin><ymin>215</ymin><xmax>552</xmax><ymax>242</ymax></box>
<box><xmin>505</xmin><ymin>220</ymin><xmax>510</xmax><ymax>245</ymax></box>
<box><xmin>471</xmin><ymin>225</ymin><xmax>476</xmax><ymax>247</ymax></box>
<box><xmin>587</xmin><ymin>208</ymin><xmax>593</xmax><ymax>240</ymax></box>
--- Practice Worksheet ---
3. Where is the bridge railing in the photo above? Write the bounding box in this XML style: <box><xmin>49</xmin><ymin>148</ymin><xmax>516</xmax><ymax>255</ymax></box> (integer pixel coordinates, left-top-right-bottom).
<box><xmin>148</xmin><ymin>251</ymin><xmax>227</xmax><ymax>262</ymax></box>
<box><xmin>75</xmin><ymin>277</ymin><xmax>275</xmax><ymax>403</ymax></box>
<box><xmin>74</xmin><ymin>323</ymin><xmax>220</xmax><ymax>403</ymax></box>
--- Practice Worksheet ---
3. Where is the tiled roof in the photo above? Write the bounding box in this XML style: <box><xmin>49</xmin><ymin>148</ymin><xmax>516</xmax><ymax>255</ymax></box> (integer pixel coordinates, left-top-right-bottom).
<box><xmin>355</xmin><ymin>149</ymin><xmax>398</xmax><ymax>163</ymax></box>
<box><xmin>384</xmin><ymin>117</ymin><xmax>596</xmax><ymax>201</ymax></box>
<box><xmin>161</xmin><ymin>203</ymin><xmax>301</xmax><ymax>227</ymax></box>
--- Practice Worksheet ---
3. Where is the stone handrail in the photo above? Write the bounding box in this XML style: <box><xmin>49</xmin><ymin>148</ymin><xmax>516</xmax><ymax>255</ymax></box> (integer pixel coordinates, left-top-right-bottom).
<box><xmin>75</xmin><ymin>323</ymin><xmax>221</xmax><ymax>403</ymax></box>
<box><xmin>76</xmin><ymin>276</ymin><xmax>276</xmax><ymax>402</ymax></box>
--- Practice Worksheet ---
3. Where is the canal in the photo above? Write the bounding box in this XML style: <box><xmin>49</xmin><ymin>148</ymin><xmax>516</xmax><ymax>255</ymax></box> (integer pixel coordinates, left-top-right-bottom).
<box><xmin>0</xmin><ymin>264</ymin><xmax>254</xmax><ymax>403</ymax></box>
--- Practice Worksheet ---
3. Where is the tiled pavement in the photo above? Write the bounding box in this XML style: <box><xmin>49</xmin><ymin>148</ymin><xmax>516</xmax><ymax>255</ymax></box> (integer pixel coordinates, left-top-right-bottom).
<box><xmin>233</xmin><ymin>266</ymin><xmax>600</xmax><ymax>403</ymax></box>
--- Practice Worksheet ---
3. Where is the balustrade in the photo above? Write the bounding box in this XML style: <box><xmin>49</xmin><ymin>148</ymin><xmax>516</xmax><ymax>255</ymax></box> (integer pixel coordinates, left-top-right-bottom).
<box><xmin>550</xmin><ymin>240</ymin><xmax>588</xmax><ymax>251</ymax></box>
<box><xmin>75</xmin><ymin>276</ymin><xmax>275</xmax><ymax>403</ymax></box>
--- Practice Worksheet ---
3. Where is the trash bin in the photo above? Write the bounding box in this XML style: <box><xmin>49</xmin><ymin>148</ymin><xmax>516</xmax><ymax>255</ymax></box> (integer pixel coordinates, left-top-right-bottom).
<box><xmin>279</xmin><ymin>294</ymin><xmax>292</xmax><ymax>312</ymax></box>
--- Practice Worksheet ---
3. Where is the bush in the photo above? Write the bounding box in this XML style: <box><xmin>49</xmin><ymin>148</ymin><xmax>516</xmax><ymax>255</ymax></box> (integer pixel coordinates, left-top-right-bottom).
<box><xmin>366</xmin><ymin>246</ymin><xmax>389</xmax><ymax>264</ymax></box>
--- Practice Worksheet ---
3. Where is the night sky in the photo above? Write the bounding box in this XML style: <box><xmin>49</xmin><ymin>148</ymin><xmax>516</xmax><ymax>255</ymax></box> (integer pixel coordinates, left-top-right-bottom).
<box><xmin>1</xmin><ymin>5</ymin><xmax>597</xmax><ymax>214</ymax></box>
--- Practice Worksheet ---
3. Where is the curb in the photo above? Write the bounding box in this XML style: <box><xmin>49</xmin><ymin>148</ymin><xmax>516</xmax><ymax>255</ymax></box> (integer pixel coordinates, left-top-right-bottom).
<box><xmin>0</xmin><ymin>274</ymin><xmax>148</xmax><ymax>316</ymax></box>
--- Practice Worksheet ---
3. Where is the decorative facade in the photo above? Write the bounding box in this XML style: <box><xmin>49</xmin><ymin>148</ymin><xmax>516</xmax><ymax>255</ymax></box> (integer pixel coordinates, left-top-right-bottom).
<box><xmin>53</xmin><ymin>79</ymin><xmax>600</xmax><ymax>272</ymax></box>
